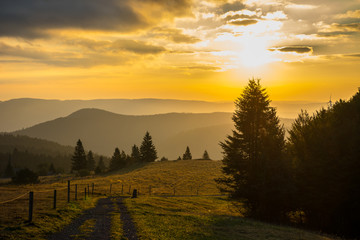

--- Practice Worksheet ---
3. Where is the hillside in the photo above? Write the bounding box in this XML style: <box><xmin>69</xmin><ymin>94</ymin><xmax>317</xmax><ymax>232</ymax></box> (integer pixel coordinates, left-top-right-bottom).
<box><xmin>0</xmin><ymin>98</ymin><xmax>324</xmax><ymax>132</ymax></box>
<box><xmin>0</xmin><ymin>134</ymin><xmax>74</xmax><ymax>173</ymax></box>
<box><xmin>0</xmin><ymin>98</ymin><xmax>234</xmax><ymax>132</ymax></box>
<box><xmin>14</xmin><ymin>109</ymin><xmax>235</xmax><ymax>159</ymax></box>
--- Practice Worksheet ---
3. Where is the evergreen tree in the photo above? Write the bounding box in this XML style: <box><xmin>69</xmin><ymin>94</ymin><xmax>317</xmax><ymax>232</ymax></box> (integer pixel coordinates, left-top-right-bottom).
<box><xmin>216</xmin><ymin>79</ymin><xmax>290</xmax><ymax>221</ymax></box>
<box><xmin>109</xmin><ymin>148</ymin><xmax>121</xmax><ymax>171</ymax></box>
<box><xmin>202</xmin><ymin>150</ymin><xmax>210</xmax><ymax>160</ymax></box>
<box><xmin>177</xmin><ymin>156</ymin><xmax>181</xmax><ymax>160</ymax></box>
<box><xmin>120</xmin><ymin>150</ymin><xmax>127</xmax><ymax>168</ymax></box>
<box><xmin>4</xmin><ymin>156</ymin><xmax>15</xmax><ymax>178</ymax></box>
<box><xmin>95</xmin><ymin>156</ymin><xmax>106</xmax><ymax>174</ymax></box>
<box><xmin>131</xmin><ymin>144</ymin><xmax>141</xmax><ymax>162</ymax></box>
<box><xmin>182</xmin><ymin>146</ymin><xmax>192</xmax><ymax>160</ymax></box>
<box><xmin>49</xmin><ymin>163</ymin><xmax>56</xmax><ymax>174</ymax></box>
<box><xmin>288</xmin><ymin>90</ymin><xmax>360</xmax><ymax>237</ymax></box>
<box><xmin>71</xmin><ymin>139</ymin><xmax>87</xmax><ymax>172</ymax></box>
<box><xmin>140</xmin><ymin>131</ymin><xmax>158</xmax><ymax>162</ymax></box>
<box><xmin>87</xmin><ymin>150</ymin><xmax>95</xmax><ymax>171</ymax></box>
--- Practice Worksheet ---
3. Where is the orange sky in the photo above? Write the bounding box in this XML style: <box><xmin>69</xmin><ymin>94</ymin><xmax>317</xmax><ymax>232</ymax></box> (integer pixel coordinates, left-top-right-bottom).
<box><xmin>0</xmin><ymin>0</ymin><xmax>359</xmax><ymax>102</ymax></box>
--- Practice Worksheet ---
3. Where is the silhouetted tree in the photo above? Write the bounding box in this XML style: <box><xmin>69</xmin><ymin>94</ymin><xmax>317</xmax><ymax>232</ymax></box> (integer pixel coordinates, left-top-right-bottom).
<box><xmin>95</xmin><ymin>156</ymin><xmax>106</xmax><ymax>174</ymax></box>
<box><xmin>87</xmin><ymin>150</ymin><xmax>95</xmax><ymax>171</ymax></box>
<box><xmin>71</xmin><ymin>139</ymin><xmax>87</xmax><ymax>172</ymax></box>
<box><xmin>109</xmin><ymin>148</ymin><xmax>121</xmax><ymax>171</ymax></box>
<box><xmin>182</xmin><ymin>146</ymin><xmax>192</xmax><ymax>160</ymax></box>
<box><xmin>12</xmin><ymin>168</ymin><xmax>39</xmax><ymax>184</ymax></box>
<box><xmin>288</xmin><ymin>89</ymin><xmax>360</xmax><ymax>237</ymax></box>
<box><xmin>140</xmin><ymin>131</ymin><xmax>157</xmax><ymax>162</ymax></box>
<box><xmin>202</xmin><ymin>150</ymin><xmax>210</xmax><ymax>160</ymax></box>
<box><xmin>4</xmin><ymin>156</ymin><xmax>15</xmax><ymax>178</ymax></box>
<box><xmin>216</xmin><ymin>78</ymin><xmax>291</xmax><ymax>221</ymax></box>
<box><xmin>131</xmin><ymin>144</ymin><xmax>141</xmax><ymax>162</ymax></box>
<box><xmin>177</xmin><ymin>156</ymin><xmax>181</xmax><ymax>160</ymax></box>
<box><xmin>49</xmin><ymin>163</ymin><xmax>56</xmax><ymax>175</ymax></box>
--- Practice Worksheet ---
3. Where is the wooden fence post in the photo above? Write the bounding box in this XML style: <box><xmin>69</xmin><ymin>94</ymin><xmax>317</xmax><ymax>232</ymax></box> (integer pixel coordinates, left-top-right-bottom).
<box><xmin>87</xmin><ymin>184</ymin><xmax>90</xmax><ymax>197</ymax></box>
<box><xmin>29</xmin><ymin>191</ymin><xmax>34</xmax><ymax>222</ymax></box>
<box><xmin>121</xmin><ymin>184</ymin><xmax>123</xmax><ymax>195</ymax></box>
<box><xmin>75</xmin><ymin>184</ymin><xmax>77</xmax><ymax>200</ymax></box>
<box><xmin>85</xmin><ymin>188</ymin><xmax>87</xmax><ymax>200</ymax></box>
<box><xmin>92</xmin><ymin>183</ymin><xmax>94</xmax><ymax>196</ymax></box>
<box><xmin>53</xmin><ymin>190</ymin><xmax>57</xmax><ymax>209</ymax></box>
<box><xmin>67</xmin><ymin>180</ymin><xmax>70</xmax><ymax>203</ymax></box>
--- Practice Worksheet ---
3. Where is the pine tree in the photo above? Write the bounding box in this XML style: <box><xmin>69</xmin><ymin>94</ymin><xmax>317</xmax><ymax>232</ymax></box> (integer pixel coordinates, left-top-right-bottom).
<box><xmin>4</xmin><ymin>156</ymin><xmax>15</xmax><ymax>178</ymax></box>
<box><xmin>87</xmin><ymin>150</ymin><xmax>95</xmax><ymax>171</ymax></box>
<box><xmin>71</xmin><ymin>139</ymin><xmax>87</xmax><ymax>172</ymax></box>
<box><xmin>140</xmin><ymin>131</ymin><xmax>157</xmax><ymax>162</ymax></box>
<box><xmin>182</xmin><ymin>146</ymin><xmax>192</xmax><ymax>160</ymax></box>
<box><xmin>216</xmin><ymin>78</ymin><xmax>290</xmax><ymax>220</ymax></box>
<box><xmin>49</xmin><ymin>163</ymin><xmax>56</xmax><ymax>174</ymax></box>
<box><xmin>95</xmin><ymin>156</ymin><xmax>106</xmax><ymax>174</ymax></box>
<box><xmin>131</xmin><ymin>144</ymin><xmax>141</xmax><ymax>162</ymax></box>
<box><xmin>109</xmin><ymin>148</ymin><xmax>121</xmax><ymax>171</ymax></box>
<box><xmin>177</xmin><ymin>156</ymin><xmax>181</xmax><ymax>160</ymax></box>
<box><xmin>202</xmin><ymin>150</ymin><xmax>210</xmax><ymax>160</ymax></box>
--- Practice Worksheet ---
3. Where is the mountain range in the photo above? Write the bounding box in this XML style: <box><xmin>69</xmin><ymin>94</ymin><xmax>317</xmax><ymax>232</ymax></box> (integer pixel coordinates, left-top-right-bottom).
<box><xmin>0</xmin><ymin>98</ymin><xmax>325</xmax><ymax>132</ymax></box>
<box><xmin>13</xmin><ymin>109</ymin><xmax>294</xmax><ymax>160</ymax></box>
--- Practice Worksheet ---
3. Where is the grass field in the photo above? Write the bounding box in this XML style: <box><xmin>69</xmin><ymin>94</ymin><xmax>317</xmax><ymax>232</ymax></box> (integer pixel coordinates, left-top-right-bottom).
<box><xmin>0</xmin><ymin>160</ymin><xmax>344</xmax><ymax>239</ymax></box>
<box><xmin>125</xmin><ymin>196</ymin><xmax>340</xmax><ymax>240</ymax></box>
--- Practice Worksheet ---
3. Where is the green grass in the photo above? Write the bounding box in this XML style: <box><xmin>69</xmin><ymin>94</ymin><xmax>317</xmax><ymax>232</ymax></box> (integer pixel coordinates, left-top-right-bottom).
<box><xmin>124</xmin><ymin>196</ymin><xmax>340</xmax><ymax>240</ymax></box>
<box><xmin>0</xmin><ymin>196</ymin><xmax>100</xmax><ymax>240</ymax></box>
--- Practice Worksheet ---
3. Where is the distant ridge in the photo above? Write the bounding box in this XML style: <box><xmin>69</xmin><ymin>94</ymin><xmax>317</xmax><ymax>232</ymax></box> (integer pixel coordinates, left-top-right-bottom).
<box><xmin>14</xmin><ymin>108</ymin><xmax>294</xmax><ymax>160</ymax></box>
<box><xmin>0</xmin><ymin>98</ymin><xmax>325</xmax><ymax>132</ymax></box>
<box><xmin>14</xmin><ymin>109</ymin><xmax>234</xmax><ymax>160</ymax></box>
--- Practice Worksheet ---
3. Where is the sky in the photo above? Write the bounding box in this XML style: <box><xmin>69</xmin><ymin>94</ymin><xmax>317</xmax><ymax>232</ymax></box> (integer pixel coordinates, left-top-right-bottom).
<box><xmin>0</xmin><ymin>0</ymin><xmax>359</xmax><ymax>102</ymax></box>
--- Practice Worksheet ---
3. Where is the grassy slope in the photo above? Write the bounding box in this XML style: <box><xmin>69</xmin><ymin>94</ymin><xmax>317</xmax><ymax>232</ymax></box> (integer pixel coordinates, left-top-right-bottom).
<box><xmin>0</xmin><ymin>160</ymin><xmax>342</xmax><ymax>239</ymax></box>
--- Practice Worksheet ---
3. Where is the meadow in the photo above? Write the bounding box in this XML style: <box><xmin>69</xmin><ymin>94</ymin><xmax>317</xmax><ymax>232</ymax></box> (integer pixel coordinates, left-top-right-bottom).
<box><xmin>0</xmin><ymin>160</ymin><xmax>343</xmax><ymax>239</ymax></box>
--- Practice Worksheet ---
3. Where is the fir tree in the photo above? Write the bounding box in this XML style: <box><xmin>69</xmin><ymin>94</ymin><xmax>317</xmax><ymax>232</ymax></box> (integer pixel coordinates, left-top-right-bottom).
<box><xmin>49</xmin><ymin>163</ymin><xmax>56</xmax><ymax>174</ymax></box>
<box><xmin>216</xmin><ymin>78</ymin><xmax>290</xmax><ymax>221</ymax></box>
<box><xmin>202</xmin><ymin>150</ymin><xmax>210</xmax><ymax>160</ymax></box>
<box><xmin>140</xmin><ymin>131</ymin><xmax>157</xmax><ymax>162</ymax></box>
<box><xmin>95</xmin><ymin>156</ymin><xmax>106</xmax><ymax>174</ymax></box>
<box><xmin>131</xmin><ymin>144</ymin><xmax>141</xmax><ymax>162</ymax></box>
<box><xmin>71</xmin><ymin>139</ymin><xmax>87</xmax><ymax>172</ymax></box>
<box><xmin>182</xmin><ymin>146</ymin><xmax>192</xmax><ymax>160</ymax></box>
<box><xmin>109</xmin><ymin>148</ymin><xmax>121</xmax><ymax>171</ymax></box>
<box><xmin>4</xmin><ymin>155</ymin><xmax>15</xmax><ymax>178</ymax></box>
<box><xmin>87</xmin><ymin>150</ymin><xmax>95</xmax><ymax>171</ymax></box>
<box><xmin>177</xmin><ymin>156</ymin><xmax>181</xmax><ymax>160</ymax></box>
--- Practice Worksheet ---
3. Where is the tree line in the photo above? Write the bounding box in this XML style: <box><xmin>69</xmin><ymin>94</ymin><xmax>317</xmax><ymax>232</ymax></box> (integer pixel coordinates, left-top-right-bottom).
<box><xmin>217</xmin><ymin>79</ymin><xmax>360</xmax><ymax>238</ymax></box>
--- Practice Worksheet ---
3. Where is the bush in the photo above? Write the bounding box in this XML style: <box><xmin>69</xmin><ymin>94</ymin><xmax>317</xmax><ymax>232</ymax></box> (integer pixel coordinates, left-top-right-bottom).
<box><xmin>12</xmin><ymin>168</ymin><xmax>39</xmax><ymax>184</ymax></box>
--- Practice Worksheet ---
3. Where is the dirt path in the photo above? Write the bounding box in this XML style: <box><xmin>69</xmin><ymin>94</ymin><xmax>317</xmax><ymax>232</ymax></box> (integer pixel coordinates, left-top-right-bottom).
<box><xmin>116</xmin><ymin>197</ymin><xmax>139</xmax><ymax>240</ymax></box>
<box><xmin>47</xmin><ymin>197</ymin><xmax>138</xmax><ymax>240</ymax></box>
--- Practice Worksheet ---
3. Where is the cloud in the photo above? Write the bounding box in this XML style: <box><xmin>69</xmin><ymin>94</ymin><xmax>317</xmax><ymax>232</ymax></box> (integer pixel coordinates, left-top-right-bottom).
<box><xmin>0</xmin><ymin>0</ymin><xmax>194</xmax><ymax>39</ymax></box>
<box><xmin>228</xmin><ymin>19</ymin><xmax>258</xmax><ymax>26</ymax></box>
<box><xmin>269</xmin><ymin>46</ymin><xmax>313</xmax><ymax>54</ymax></box>
<box><xmin>0</xmin><ymin>0</ymin><xmax>146</xmax><ymax>38</ymax></box>
<box><xmin>147</xmin><ymin>28</ymin><xmax>201</xmax><ymax>44</ymax></box>
<box><xmin>216</xmin><ymin>1</ymin><xmax>246</xmax><ymax>14</ymax></box>
<box><xmin>336</xmin><ymin>9</ymin><xmax>360</xmax><ymax>19</ymax></box>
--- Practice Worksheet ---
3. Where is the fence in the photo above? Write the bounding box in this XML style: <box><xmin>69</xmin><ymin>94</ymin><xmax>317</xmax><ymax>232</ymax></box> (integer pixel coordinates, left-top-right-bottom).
<box><xmin>0</xmin><ymin>178</ymin><xmax>222</xmax><ymax>225</ymax></box>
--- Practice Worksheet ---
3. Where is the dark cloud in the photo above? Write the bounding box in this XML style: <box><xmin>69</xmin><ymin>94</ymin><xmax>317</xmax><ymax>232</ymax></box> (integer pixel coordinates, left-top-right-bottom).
<box><xmin>67</xmin><ymin>38</ymin><xmax>167</xmax><ymax>54</ymax></box>
<box><xmin>111</xmin><ymin>40</ymin><xmax>166</xmax><ymax>54</ymax></box>
<box><xmin>269</xmin><ymin>46</ymin><xmax>313</xmax><ymax>54</ymax></box>
<box><xmin>217</xmin><ymin>1</ymin><xmax>246</xmax><ymax>14</ymax></box>
<box><xmin>228</xmin><ymin>19</ymin><xmax>258</xmax><ymax>26</ymax></box>
<box><xmin>0</xmin><ymin>0</ymin><xmax>144</xmax><ymax>38</ymax></box>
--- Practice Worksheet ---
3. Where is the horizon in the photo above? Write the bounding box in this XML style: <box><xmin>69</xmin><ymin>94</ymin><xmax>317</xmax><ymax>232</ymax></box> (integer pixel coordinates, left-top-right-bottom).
<box><xmin>1</xmin><ymin>1</ymin><xmax>359</xmax><ymax>102</ymax></box>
